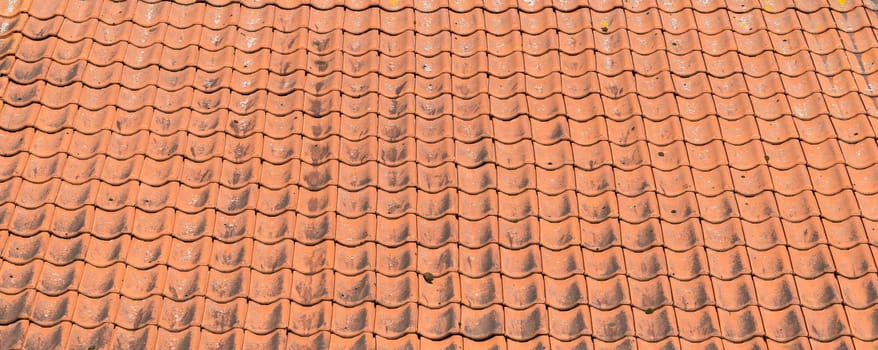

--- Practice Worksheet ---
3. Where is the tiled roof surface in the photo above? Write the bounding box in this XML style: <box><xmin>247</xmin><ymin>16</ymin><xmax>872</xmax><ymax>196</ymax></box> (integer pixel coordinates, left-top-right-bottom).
<box><xmin>1</xmin><ymin>0</ymin><xmax>878</xmax><ymax>348</ymax></box>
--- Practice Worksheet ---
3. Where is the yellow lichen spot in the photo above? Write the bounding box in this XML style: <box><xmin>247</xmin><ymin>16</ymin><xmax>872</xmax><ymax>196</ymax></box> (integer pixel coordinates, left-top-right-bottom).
<box><xmin>838</xmin><ymin>0</ymin><xmax>847</xmax><ymax>5</ymax></box>
<box><xmin>600</xmin><ymin>20</ymin><xmax>609</xmax><ymax>28</ymax></box>
<box><xmin>389</xmin><ymin>0</ymin><xmax>398</xmax><ymax>5</ymax></box>
<box><xmin>763</xmin><ymin>5</ymin><xmax>771</xmax><ymax>11</ymax></box>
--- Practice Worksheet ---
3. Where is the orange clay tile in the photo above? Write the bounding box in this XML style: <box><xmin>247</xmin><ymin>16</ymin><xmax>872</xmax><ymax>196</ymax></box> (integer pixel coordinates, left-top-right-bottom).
<box><xmin>0</xmin><ymin>0</ymin><xmax>875</xmax><ymax>348</ymax></box>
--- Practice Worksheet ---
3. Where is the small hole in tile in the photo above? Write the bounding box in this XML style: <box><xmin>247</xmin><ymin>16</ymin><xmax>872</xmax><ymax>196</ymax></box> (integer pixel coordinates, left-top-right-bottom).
<box><xmin>657</xmin><ymin>152</ymin><xmax>665</xmax><ymax>157</ymax></box>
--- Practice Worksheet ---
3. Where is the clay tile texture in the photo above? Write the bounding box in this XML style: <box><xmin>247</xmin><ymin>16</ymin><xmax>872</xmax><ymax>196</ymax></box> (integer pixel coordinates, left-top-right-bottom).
<box><xmin>2</xmin><ymin>0</ymin><xmax>878</xmax><ymax>349</ymax></box>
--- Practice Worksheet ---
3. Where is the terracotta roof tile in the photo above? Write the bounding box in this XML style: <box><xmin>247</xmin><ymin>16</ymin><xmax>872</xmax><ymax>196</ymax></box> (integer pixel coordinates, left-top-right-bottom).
<box><xmin>0</xmin><ymin>0</ymin><xmax>876</xmax><ymax>347</ymax></box>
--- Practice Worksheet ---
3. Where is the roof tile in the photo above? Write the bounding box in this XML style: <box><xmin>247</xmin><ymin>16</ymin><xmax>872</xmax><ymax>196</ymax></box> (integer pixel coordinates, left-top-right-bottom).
<box><xmin>0</xmin><ymin>0</ymin><xmax>874</xmax><ymax>346</ymax></box>
<box><xmin>22</xmin><ymin>322</ymin><xmax>68</xmax><ymax>350</ymax></box>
